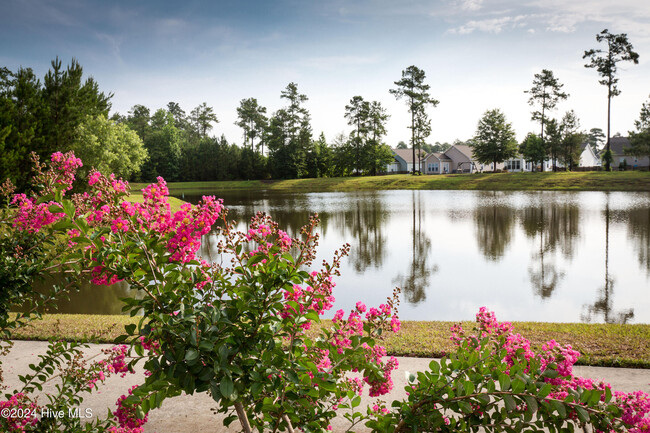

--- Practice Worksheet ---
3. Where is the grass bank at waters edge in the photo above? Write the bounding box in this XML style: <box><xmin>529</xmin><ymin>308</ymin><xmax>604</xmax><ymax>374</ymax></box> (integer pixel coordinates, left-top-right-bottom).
<box><xmin>11</xmin><ymin>314</ymin><xmax>650</xmax><ymax>369</ymax></box>
<box><xmin>125</xmin><ymin>192</ymin><xmax>186</xmax><ymax>213</ymax></box>
<box><xmin>130</xmin><ymin>171</ymin><xmax>650</xmax><ymax>195</ymax></box>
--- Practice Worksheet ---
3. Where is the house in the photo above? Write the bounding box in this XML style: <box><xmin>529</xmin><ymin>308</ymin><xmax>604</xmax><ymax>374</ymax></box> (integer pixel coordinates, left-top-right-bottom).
<box><xmin>609</xmin><ymin>136</ymin><xmax>649</xmax><ymax>169</ymax></box>
<box><xmin>504</xmin><ymin>157</ymin><xmax>553</xmax><ymax>172</ymax></box>
<box><xmin>579</xmin><ymin>143</ymin><xmax>601</xmax><ymax>167</ymax></box>
<box><xmin>423</xmin><ymin>152</ymin><xmax>452</xmax><ymax>174</ymax></box>
<box><xmin>386</xmin><ymin>148</ymin><xmax>427</xmax><ymax>173</ymax></box>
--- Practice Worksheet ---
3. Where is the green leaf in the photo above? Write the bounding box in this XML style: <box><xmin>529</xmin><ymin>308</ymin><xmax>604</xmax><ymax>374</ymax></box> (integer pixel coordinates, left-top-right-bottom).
<box><xmin>499</xmin><ymin>373</ymin><xmax>511</xmax><ymax>391</ymax></box>
<box><xmin>537</xmin><ymin>383</ymin><xmax>552</xmax><ymax>399</ymax></box>
<box><xmin>220</xmin><ymin>376</ymin><xmax>234</xmax><ymax>400</ymax></box>
<box><xmin>524</xmin><ymin>396</ymin><xmax>538</xmax><ymax>415</ymax></box>
<box><xmin>512</xmin><ymin>379</ymin><xmax>526</xmax><ymax>394</ymax></box>
<box><xmin>551</xmin><ymin>400</ymin><xmax>566</xmax><ymax>417</ymax></box>
<box><xmin>575</xmin><ymin>406</ymin><xmax>590</xmax><ymax>423</ymax></box>
<box><xmin>185</xmin><ymin>349</ymin><xmax>199</xmax><ymax>363</ymax></box>
<box><xmin>463</xmin><ymin>380</ymin><xmax>475</xmax><ymax>396</ymax></box>
<box><xmin>503</xmin><ymin>395</ymin><xmax>516</xmax><ymax>412</ymax></box>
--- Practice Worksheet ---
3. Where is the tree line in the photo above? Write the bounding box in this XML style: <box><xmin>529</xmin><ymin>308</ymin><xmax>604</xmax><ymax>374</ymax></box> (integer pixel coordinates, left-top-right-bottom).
<box><xmin>2</xmin><ymin>28</ymin><xmax>649</xmax><ymax>192</ymax></box>
<box><xmin>0</xmin><ymin>60</ymin><xmax>397</xmax><ymax>189</ymax></box>
<box><xmin>469</xmin><ymin>29</ymin><xmax>648</xmax><ymax>172</ymax></box>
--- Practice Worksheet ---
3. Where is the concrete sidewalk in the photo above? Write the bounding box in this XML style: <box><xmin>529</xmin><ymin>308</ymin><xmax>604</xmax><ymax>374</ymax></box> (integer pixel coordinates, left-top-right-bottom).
<box><xmin>3</xmin><ymin>340</ymin><xmax>649</xmax><ymax>432</ymax></box>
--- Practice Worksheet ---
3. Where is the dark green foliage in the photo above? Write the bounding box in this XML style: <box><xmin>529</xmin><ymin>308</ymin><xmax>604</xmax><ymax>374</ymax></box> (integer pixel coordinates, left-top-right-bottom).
<box><xmin>628</xmin><ymin>97</ymin><xmax>650</xmax><ymax>162</ymax></box>
<box><xmin>545</xmin><ymin>119</ymin><xmax>562</xmax><ymax>171</ymax></box>
<box><xmin>235</xmin><ymin>97</ymin><xmax>268</xmax><ymax>153</ymax></box>
<box><xmin>0</xmin><ymin>58</ymin><xmax>111</xmax><ymax>190</ymax></box>
<box><xmin>520</xmin><ymin>133</ymin><xmax>546</xmax><ymax>171</ymax></box>
<box><xmin>267</xmin><ymin>83</ymin><xmax>312</xmax><ymax>179</ymax></box>
<box><xmin>140</xmin><ymin>110</ymin><xmax>181</xmax><ymax>182</ymax></box>
<box><xmin>471</xmin><ymin>109</ymin><xmax>518</xmax><ymax>170</ymax></box>
<box><xmin>559</xmin><ymin>110</ymin><xmax>584</xmax><ymax>170</ymax></box>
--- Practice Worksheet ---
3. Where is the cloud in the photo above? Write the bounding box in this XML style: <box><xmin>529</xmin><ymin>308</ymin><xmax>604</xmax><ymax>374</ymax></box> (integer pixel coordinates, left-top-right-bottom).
<box><xmin>458</xmin><ymin>0</ymin><xmax>484</xmax><ymax>12</ymax></box>
<box><xmin>448</xmin><ymin>15</ymin><xmax>528</xmax><ymax>34</ymax></box>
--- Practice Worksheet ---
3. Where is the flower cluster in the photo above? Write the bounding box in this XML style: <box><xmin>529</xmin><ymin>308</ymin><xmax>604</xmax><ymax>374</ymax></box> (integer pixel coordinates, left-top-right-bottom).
<box><xmin>10</xmin><ymin>194</ymin><xmax>64</xmax><ymax>233</ymax></box>
<box><xmin>451</xmin><ymin>308</ymin><xmax>650</xmax><ymax>432</ymax></box>
<box><xmin>0</xmin><ymin>393</ymin><xmax>39</xmax><ymax>432</ymax></box>
<box><xmin>50</xmin><ymin>151</ymin><xmax>83</xmax><ymax>192</ymax></box>
<box><xmin>113</xmin><ymin>385</ymin><xmax>148</xmax><ymax>432</ymax></box>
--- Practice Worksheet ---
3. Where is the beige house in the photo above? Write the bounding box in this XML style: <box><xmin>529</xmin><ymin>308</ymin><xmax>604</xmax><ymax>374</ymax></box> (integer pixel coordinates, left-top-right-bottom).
<box><xmin>390</xmin><ymin>143</ymin><xmax>510</xmax><ymax>175</ymax></box>
<box><xmin>423</xmin><ymin>152</ymin><xmax>452</xmax><ymax>174</ymax></box>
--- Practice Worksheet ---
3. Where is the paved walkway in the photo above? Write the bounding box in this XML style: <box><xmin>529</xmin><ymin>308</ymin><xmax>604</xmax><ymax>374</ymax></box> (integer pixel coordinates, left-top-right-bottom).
<box><xmin>3</xmin><ymin>340</ymin><xmax>649</xmax><ymax>432</ymax></box>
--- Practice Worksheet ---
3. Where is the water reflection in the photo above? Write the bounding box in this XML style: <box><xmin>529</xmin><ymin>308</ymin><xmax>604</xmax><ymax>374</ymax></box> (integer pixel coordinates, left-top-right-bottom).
<box><xmin>392</xmin><ymin>191</ymin><xmax>437</xmax><ymax>304</ymax></box>
<box><xmin>520</xmin><ymin>196</ymin><xmax>580</xmax><ymax>298</ymax></box>
<box><xmin>474</xmin><ymin>192</ymin><xmax>515</xmax><ymax>261</ymax></box>
<box><xmin>582</xmin><ymin>199</ymin><xmax>634</xmax><ymax>324</ymax></box>
<box><xmin>626</xmin><ymin>207</ymin><xmax>650</xmax><ymax>275</ymax></box>
<box><xmin>331</xmin><ymin>192</ymin><xmax>388</xmax><ymax>273</ymax></box>
<box><xmin>28</xmin><ymin>190</ymin><xmax>650</xmax><ymax>322</ymax></box>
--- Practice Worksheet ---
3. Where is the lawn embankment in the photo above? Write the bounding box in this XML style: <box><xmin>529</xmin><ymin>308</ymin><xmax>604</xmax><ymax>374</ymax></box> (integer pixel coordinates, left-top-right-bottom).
<box><xmin>11</xmin><ymin>314</ymin><xmax>650</xmax><ymax>369</ymax></box>
<box><xmin>130</xmin><ymin>171</ymin><xmax>650</xmax><ymax>195</ymax></box>
<box><xmin>125</xmin><ymin>191</ymin><xmax>186</xmax><ymax>212</ymax></box>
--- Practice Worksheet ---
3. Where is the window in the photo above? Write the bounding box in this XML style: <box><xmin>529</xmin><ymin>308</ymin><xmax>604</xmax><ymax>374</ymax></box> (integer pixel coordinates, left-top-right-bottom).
<box><xmin>428</xmin><ymin>162</ymin><xmax>439</xmax><ymax>172</ymax></box>
<box><xmin>505</xmin><ymin>160</ymin><xmax>521</xmax><ymax>170</ymax></box>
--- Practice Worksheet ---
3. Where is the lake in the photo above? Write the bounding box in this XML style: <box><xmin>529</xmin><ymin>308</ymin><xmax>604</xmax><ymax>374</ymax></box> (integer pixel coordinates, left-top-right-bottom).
<box><xmin>43</xmin><ymin>189</ymin><xmax>650</xmax><ymax>324</ymax></box>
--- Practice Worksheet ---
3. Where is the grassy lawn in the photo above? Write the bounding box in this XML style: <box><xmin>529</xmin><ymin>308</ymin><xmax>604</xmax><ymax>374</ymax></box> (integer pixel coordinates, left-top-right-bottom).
<box><xmin>125</xmin><ymin>191</ymin><xmax>186</xmax><ymax>212</ymax></box>
<box><xmin>11</xmin><ymin>314</ymin><xmax>650</xmax><ymax>369</ymax></box>
<box><xmin>129</xmin><ymin>171</ymin><xmax>650</xmax><ymax>195</ymax></box>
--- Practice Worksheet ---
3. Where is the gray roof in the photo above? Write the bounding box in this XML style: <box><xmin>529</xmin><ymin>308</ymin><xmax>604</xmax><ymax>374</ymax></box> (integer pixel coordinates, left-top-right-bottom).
<box><xmin>609</xmin><ymin>137</ymin><xmax>631</xmax><ymax>155</ymax></box>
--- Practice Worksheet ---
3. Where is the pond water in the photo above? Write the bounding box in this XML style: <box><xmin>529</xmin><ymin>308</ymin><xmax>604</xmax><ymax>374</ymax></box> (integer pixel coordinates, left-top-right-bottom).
<box><xmin>44</xmin><ymin>189</ymin><xmax>650</xmax><ymax>324</ymax></box>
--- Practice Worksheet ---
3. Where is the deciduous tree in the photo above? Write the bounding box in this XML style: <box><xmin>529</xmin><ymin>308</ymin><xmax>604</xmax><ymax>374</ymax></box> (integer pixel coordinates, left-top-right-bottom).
<box><xmin>519</xmin><ymin>133</ymin><xmax>546</xmax><ymax>171</ymax></box>
<box><xmin>471</xmin><ymin>109</ymin><xmax>518</xmax><ymax>171</ymax></box>
<box><xmin>71</xmin><ymin>114</ymin><xmax>147</xmax><ymax>180</ymax></box>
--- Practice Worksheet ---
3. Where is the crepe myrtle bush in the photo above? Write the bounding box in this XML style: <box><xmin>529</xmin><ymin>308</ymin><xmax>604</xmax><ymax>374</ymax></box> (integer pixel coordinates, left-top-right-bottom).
<box><xmin>368</xmin><ymin>307</ymin><xmax>650</xmax><ymax>433</ymax></box>
<box><xmin>2</xmin><ymin>152</ymin><xmax>649</xmax><ymax>432</ymax></box>
<box><xmin>1</xmin><ymin>151</ymin><xmax>401</xmax><ymax>432</ymax></box>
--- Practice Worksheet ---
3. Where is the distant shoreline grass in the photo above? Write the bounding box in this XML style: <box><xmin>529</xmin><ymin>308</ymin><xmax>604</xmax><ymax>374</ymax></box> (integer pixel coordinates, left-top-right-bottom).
<box><xmin>10</xmin><ymin>314</ymin><xmax>650</xmax><ymax>369</ymax></box>
<box><xmin>130</xmin><ymin>171</ymin><xmax>650</xmax><ymax>195</ymax></box>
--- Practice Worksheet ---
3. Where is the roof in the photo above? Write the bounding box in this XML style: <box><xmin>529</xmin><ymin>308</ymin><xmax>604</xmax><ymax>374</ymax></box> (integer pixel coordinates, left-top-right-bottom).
<box><xmin>450</xmin><ymin>144</ymin><xmax>474</xmax><ymax>159</ymax></box>
<box><xmin>609</xmin><ymin>137</ymin><xmax>631</xmax><ymax>155</ymax></box>
<box><xmin>428</xmin><ymin>152</ymin><xmax>451</xmax><ymax>161</ymax></box>
<box><xmin>392</xmin><ymin>148</ymin><xmax>427</xmax><ymax>164</ymax></box>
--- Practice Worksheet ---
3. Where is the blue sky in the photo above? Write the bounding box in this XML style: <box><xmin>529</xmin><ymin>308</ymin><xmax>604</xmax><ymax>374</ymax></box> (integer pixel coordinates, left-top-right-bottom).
<box><xmin>2</xmin><ymin>0</ymin><xmax>649</xmax><ymax>146</ymax></box>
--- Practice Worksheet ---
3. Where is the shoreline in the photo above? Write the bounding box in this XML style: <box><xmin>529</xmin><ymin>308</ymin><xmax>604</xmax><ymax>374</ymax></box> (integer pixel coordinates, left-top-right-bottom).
<box><xmin>11</xmin><ymin>313</ymin><xmax>650</xmax><ymax>369</ymax></box>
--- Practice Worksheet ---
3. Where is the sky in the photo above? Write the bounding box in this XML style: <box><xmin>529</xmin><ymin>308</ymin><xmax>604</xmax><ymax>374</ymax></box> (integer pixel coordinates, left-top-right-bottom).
<box><xmin>2</xmin><ymin>0</ymin><xmax>650</xmax><ymax>147</ymax></box>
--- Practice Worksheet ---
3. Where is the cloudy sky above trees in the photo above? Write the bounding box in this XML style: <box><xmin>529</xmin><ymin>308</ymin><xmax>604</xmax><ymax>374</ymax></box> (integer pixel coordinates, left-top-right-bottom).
<box><xmin>2</xmin><ymin>0</ymin><xmax>649</xmax><ymax>145</ymax></box>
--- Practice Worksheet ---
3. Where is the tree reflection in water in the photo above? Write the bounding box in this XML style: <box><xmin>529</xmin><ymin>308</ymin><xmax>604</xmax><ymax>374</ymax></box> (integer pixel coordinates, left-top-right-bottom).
<box><xmin>626</xmin><ymin>207</ymin><xmax>650</xmax><ymax>275</ymax></box>
<box><xmin>333</xmin><ymin>192</ymin><xmax>388</xmax><ymax>273</ymax></box>
<box><xmin>392</xmin><ymin>191</ymin><xmax>437</xmax><ymax>305</ymax></box>
<box><xmin>520</xmin><ymin>194</ymin><xmax>580</xmax><ymax>298</ymax></box>
<box><xmin>581</xmin><ymin>197</ymin><xmax>634</xmax><ymax>324</ymax></box>
<box><xmin>474</xmin><ymin>192</ymin><xmax>515</xmax><ymax>261</ymax></box>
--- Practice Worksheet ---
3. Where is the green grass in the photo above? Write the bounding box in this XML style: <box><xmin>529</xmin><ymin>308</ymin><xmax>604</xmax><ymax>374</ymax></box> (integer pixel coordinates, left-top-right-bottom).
<box><xmin>10</xmin><ymin>314</ymin><xmax>650</xmax><ymax>369</ymax></box>
<box><xmin>125</xmin><ymin>192</ymin><xmax>186</xmax><ymax>213</ymax></box>
<box><xmin>129</xmin><ymin>171</ymin><xmax>650</xmax><ymax>195</ymax></box>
